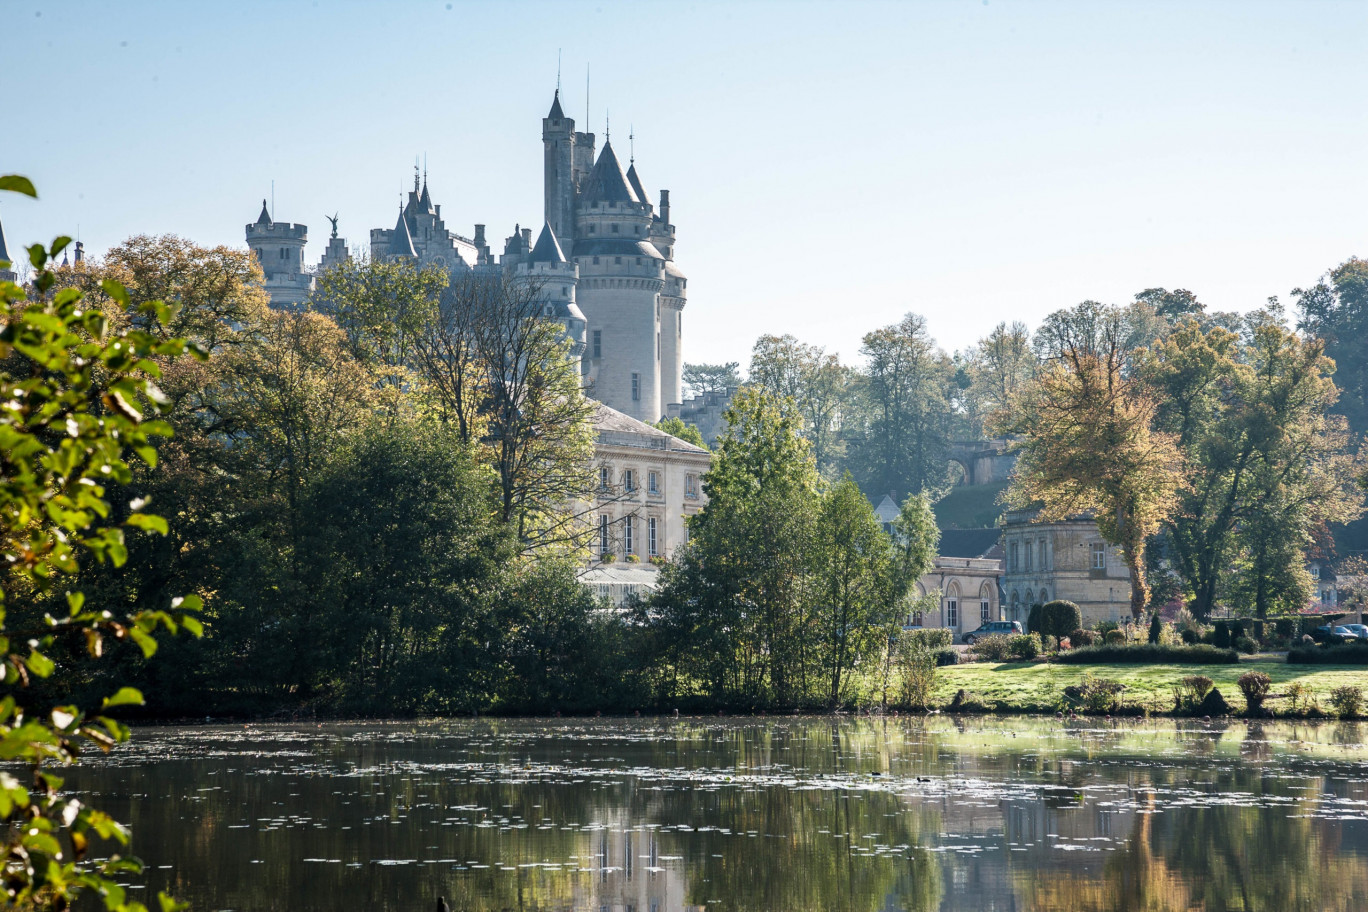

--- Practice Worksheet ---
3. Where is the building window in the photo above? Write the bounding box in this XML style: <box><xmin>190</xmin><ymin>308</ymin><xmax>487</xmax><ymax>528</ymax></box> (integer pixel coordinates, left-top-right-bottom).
<box><xmin>981</xmin><ymin>600</ymin><xmax>991</xmax><ymax>623</ymax></box>
<box><xmin>1039</xmin><ymin>537</ymin><xmax>1048</xmax><ymax>570</ymax></box>
<box><xmin>632</xmin><ymin>373</ymin><xmax>641</xmax><ymax>401</ymax></box>
<box><xmin>599</xmin><ymin>466</ymin><xmax>610</xmax><ymax>490</ymax></box>
<box><xmin>685</xmin><ymin>474</ymin><xmax>697</xmax><ymax>498</ymax></box>
<box><xmin>592</xmin><ymin>330</ymin><xmax>602</xmax><ymax>359</ymax></box>
<box><xmin>624</xmin><ymin>469</ymin><xmax>635</xmax><ymax>492</ymax></box>
<box><xmin>614</xmin><ymin>256</ymin><xmax>622</xmax><ymax>265</ymax></box>
<box><xmin>657</xmin><ymin>332</ymin><xmax>661</xmax><ymax>359</ymax></box>
<box><xmin>905</xmin><ymin>608</ymin><xmax>923</xmax><ymax>627</ymax></box>
<box><xmin>1010</xmin><ymin>542</ymin><xmax>1019</xmax><ymax>572</ymax></box>
<box><xmin>611</xmin><ymin>223</ymin><xmax>619</xmax><ymax>233</ymax></box>
<box><xmin>1025</xmin><ymin>542</ymin><xmax>1033</xmax><ymax>571</ymax></box>
<box><xmin>1310</xmin><ymin>565</ymin><xmax>1321</xmax><ymax>580</ymax></box>
<box><xmin>946</xmin><ymin>599</ymin><xmax>958</xmax><ymax>629</ymax></box>
<box><xmin>624</xmin><ymin>515</ymin><xmax>634</xmax><ymax>554</ymax></box>
<box><xmin>279</xmin><ymin>248</ymin><xmax>287</xmax><ymax>260</ymax></box>
<box><xmin>1091</xmin><ymin>543</ymin><xmax>1106</xmax><ymax>570</ymax></box>
<box><xmin>648</xmin><ymin>517</ymin><xmax>658</xmax><ymax>556</ymax></box>
<box><xmin>599</xmin><ymin>515</ymin><xmax>609</xmax><ymax>556</ymax></box>
<box><xmin>648</xmin><ymin>471</ymin><xmax>659</xmax><ymax>495</ymax></box>
<box><xmin>592</xmin><ymin>256</ymin><xmax>600</xmax><ymax>265</ymax></box>
<box><xmin>588</xmin><ymin>224</ymin><xmax>596</xmax><ymax>234</ymax></box>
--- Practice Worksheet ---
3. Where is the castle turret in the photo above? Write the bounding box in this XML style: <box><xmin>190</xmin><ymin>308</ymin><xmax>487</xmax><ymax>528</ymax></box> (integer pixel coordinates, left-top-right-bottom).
<box><xmin>245</xmin><ymin>199</ymin><xmax>312</xmax><ymax>309</ymax></box>
<box><xmin>387</xmin><ymin>206</ymin><xmax>418</xmax><ymax>261</ymax></box>
<box><xmin>520</xmin><ymin>221</ymin><xmax>586</xmax><ymax>364</ymax></box>
<box><xmin>573</xmin><ymin>139</ymin><xmax>667</xmax><ymax>422</ymax></box>
<box><xmin>649</xmin><ymin>186</ymin><xmax>685</xmax><ymax>409</ymax></box>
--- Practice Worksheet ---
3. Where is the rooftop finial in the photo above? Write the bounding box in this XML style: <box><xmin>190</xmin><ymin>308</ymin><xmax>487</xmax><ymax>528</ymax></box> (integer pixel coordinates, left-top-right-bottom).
<box><xmin>413</xmin><ymin>159</ymin><xmax>420</xmax><ymax>194</ymax></box>
<box><xmin>557</xmin><ymin>48</ymin><xmax>561</xmax><ymax>94</ymax></box>
<box><xmin>629</xmin><ymin>124</ymin><xmax>634</xmax><ymax>164</ymax></box>
<box><xmin>605</xmin><ymin>110</ymin><xmax>610</xmax><ymax>142</ymax></box>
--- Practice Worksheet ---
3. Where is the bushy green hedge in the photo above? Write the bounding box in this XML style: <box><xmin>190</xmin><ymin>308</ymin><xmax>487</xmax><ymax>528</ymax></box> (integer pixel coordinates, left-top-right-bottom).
<box><xmin>1033</xmin><ymin>600</ymin><xmax>1082</xmax><ymax>639</ymax></box>
<box><xmin>934</xmin><ymin>648</ymin><xmax>960</xmax><ymax>667</ymax></box>
<box><xmin>901</xmin><ymin>627</ymin><xmax>953</xmax><ymax>649</ymax></box>
<box><xmin>1287</xmin><ymin>644</ymin><xmax>1368</xmax><ymax>665</ymax></box>
<box><xmin>1057</xmin><ymin>643</ymin><xmax>1239</xmax><ymax>665</ymax></box>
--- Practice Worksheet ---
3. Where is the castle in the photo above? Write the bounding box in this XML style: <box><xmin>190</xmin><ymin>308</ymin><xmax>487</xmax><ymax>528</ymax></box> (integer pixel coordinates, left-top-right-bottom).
<box><xmin>245</xmin><ymin>90</ymin><xmax>687</xmax><ymax>424</ymax></box>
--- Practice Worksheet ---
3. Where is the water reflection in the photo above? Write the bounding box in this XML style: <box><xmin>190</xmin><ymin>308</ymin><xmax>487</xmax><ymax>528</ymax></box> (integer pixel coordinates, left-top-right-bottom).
<box><xmin>66</xmin><ymin>716</ymin><xmax>1368</xmax><ymax>912</ymax></box>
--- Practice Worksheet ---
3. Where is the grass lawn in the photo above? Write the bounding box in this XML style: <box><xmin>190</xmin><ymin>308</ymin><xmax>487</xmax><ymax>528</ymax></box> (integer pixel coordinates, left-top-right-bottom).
<box><xmin>934</xmin><ymin>658</ymin><xmax>1368</xmax><ymax>714</ymax></box>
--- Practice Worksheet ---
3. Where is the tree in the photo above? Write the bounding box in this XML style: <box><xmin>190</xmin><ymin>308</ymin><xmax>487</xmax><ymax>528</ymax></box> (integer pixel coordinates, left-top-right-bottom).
<box><xmin>962</xmin><ymin>321</ymin><xmax>1035</xmax><ymax>437</ymax></box>
<box><xmin>683</xmin><ymin>361</ymin><xmax>741</xmax><ymax>398</ymax></box>
<box><xmin>749</xmin><ymin>334</ymin><xmax>851</xmax><ymax>474</ymax></box>
<box><xmin>0</xmin><ymin>194</ymin><xmax>201</xmax><ymax>912</ymax></box>
<box><xmin>813</xmin><ymin>477</ymin><xmax>896</xmax><ymax>706</ymax></box>
<box><xmin>653</xmin><ymin>415</ymin><xmax>708</xmax><ymax>450</ymax></box>
<box><xmin>995</xmin><ymin>307</ymin><xmax>1184</xmax><ymax>617</ymax></box>
<box><xmin>1032</xmin><ymin>299</ymin><xmax>1166</xmax><ymax>364</ymax></box>
<box><xmin>1135</xmin><ymin>287</ymin><xmax>1204</xmax><ymax>324</ymax></box>
<box><xmin>848</xmin><ymin>313</ymin><xmax>955</xmax><ymax>500</ymax></box>
<box><xmin>1295</xmin><ymin>257</ymin><xmax>1368</xmax><ymax>435</ymax></box>
<box><xmin>654</xmin><ymin>388</ymin><xmax>822</xmax><ymax>704</ymax></box>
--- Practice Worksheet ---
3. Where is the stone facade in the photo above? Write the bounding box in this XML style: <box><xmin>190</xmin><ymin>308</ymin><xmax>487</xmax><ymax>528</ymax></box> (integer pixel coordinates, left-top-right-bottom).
<box><xmin>909</xmin><ymin>558</ymin><xmax>1004</xmax><ymax>638</ymax></box>
<box><xmin>585</xmin><ymin>402</ymin><xmax>710</xmax><ymax>604</ymax></box>
<box><xmin>1001</xmin><ymin>509</ymin><xmax>1132</xmax><ymax>626</ymax></box>
<box><xmin>244</xmin><ymin>201</ymin><xmax>313</xmax><ymax>309</ymax></box>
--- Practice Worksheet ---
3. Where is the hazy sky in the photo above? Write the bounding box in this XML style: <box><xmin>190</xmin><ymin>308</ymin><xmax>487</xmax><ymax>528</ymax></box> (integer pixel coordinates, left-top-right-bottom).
<box><xmin>6</xmin><ymin>1</ymin><xmax>1367</xmax><ymax>369</ymax></box>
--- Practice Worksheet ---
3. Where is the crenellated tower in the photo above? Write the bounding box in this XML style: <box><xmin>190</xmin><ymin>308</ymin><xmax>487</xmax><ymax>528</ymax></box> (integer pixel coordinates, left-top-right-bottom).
<box><xmin>245</xmin><ymin>199</ymin><xmax>312</xmax><ymax>309</ymax></box>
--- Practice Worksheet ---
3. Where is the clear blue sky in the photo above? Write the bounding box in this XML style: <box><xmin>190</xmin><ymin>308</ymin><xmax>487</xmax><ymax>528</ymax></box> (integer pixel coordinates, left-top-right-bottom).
<box><xmin>6</xmin><ymin>0</ymin><xmax>1367</xmax><ymax>368</ymax></box>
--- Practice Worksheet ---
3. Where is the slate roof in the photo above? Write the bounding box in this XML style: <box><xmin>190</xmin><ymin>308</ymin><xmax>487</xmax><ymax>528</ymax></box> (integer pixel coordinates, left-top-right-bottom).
<box><xmin>592</xmin><ymin>400</ymin><xmax>708</xmax><ymax>453</ymax></box>
<box><xmin>419</xmin><ymin>179</ymin><xmax>434</xmax><ymax>214</ymax></box>
<box><xmin>254</xmin><ymin>199</ymin><xmax>272</xmax><ymax>227</ymax></box>
<box><xmin>389</xmin><ymin>208</ymin><xmax>417</xmax><ymax>258</ymax></box>
<box><xmin>579</xmin><ymin>141</ymin><xmax>640</xmax><ymax>205</ymax></box>
<box><xmin>528</xmin><ymin>221</ymin><xmax>567</xmax><ymax>264</ymax></box>
<box><xmin>626</xmin><ymin>163</ymin><xmax>648</xmax><ymax>205</ymax></box>
<box><xmin>0</xmin><ymin>209</ymin><xmax>10</xmax><ymax>265</ymax></box>
<box><xmin>873</xmin><ymin>495</ymin><xmax>900</xmax><ymax>525</ymax></box>
<box><xmin>548</xmin><ymin>90</ymin><xmax>565</xmax><ymax>120</ymax></box>
<box><xmin>938</xmin><ymin>528</ymin><xmax>1003</xmax><ymax>560</ymax></box>
<box><xmin>573</xmin><ymin>238</ymin><xmax>663</xmax><ymax>258</ymax></box>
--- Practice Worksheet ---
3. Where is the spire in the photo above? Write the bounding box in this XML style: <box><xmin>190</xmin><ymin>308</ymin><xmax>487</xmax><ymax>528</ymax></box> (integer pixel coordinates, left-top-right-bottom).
<box><xmin>626</xmin><ymin>162</ymin><xmax>648</xmax><ymax>206</ymax></box>
<box><xmin>389</xmin><ymin>205</ymin><xmax>417</xmax><ymax>259</ymax></box>
<box><xmin>548</xmin><ymin>88</ymin><xmax>565</xmax><ymax>120</ymax></box>
<box><xmin>255</xmin><ymin>198</ymin><xmax>272</xmax><ymax>227</ymax></box>
<box><xmin>579</xmin><ymin>140</ymin><xmax>640</xmax><ymax>204</ymax></box>
<box><xmin>0</xmin><ymin>208</ymin><xmax>10</xmax><ymax>266</ymax></box>
<box><xmin>528</xmin><ymin>221</ymin><xmax>567</xmax><ymax>265</ymax></box>
<box><xmin>419</xmin><ymin>176</ymin><xmax>433</xmax><ymax>214</ymax></box>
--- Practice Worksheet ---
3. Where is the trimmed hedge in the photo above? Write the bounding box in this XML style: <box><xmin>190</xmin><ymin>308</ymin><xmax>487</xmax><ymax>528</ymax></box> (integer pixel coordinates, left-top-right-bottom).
<box><xmin>1033</xmin><ymin>600</ymin><xmax>1082</xmax><ymax>639</ymax></box>
<box><xmin>1057</xmin><ymin>643</ymin><xmax>1239</xmax><ymax>665</ymax></box>
<box><xmin>934</xmin><ymin>648</ymin><xmax>960</xmax><ymax>667</ymax></box>
<box><xmin>901</xmin><ymin>627</ymin><xmax>953</xmax><ymax>650</ymax></box>
<box><xmin>1287</xmin><ymin>644</ymin><xmax>1368</xmax><ymax>665</ymax></box>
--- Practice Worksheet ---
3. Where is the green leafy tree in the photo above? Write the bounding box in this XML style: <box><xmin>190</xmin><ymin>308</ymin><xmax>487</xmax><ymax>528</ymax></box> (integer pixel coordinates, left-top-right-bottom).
<box><xmin>962</xmin><ymin>321</ymin><xmax>1035</xmax><ymax>438</ymax></box>
<box><xmin>749</xmin><ymin>334</ymin><xmax>851</xmax><ymax>474</ymax></box>
<box><xmin>683</xmin><ymin>361</ymin><xmax>741</xmax><ymax>398</ymax></box>
<box><xmin>653</xmin><ymin>415</ymin><xmax>708</xmax><ymax>450</ymax></box>
<box><xmin>0</xmin><ymin>177</ymin><xmax>201</xmax><ymax>912</ymax></box>
<box><xmin>1295</xmin><ymin>257</ymin><xmax>1368</xmax><ymax>435</ymax></box>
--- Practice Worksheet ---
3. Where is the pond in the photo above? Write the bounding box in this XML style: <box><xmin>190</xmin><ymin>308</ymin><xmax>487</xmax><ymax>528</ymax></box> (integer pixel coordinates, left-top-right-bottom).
<box><xmin>70</xmin><ymin>716</ymin><xmax>1368</xmax><ymax>912</ymax></box>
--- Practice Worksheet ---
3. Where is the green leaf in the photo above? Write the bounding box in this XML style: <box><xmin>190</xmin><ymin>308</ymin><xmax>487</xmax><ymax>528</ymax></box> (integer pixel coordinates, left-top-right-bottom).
<box><xmin>100</xmin><ymin>280</ymin><xmax>131</xmax><ymax>308</ymax></box>
<box><xmin>25</xmin><ymin>650</ymin><xmax>55</xmax><ymax>678</ymax></box>
<box><xmin>171</xmin><ymin>594</ymin><xmax>203</xmax><ymax>612</ymax></box>
<box><xmin>51</xmin><ymin>236</ymin><xmax>73</xmax><ymax>259</ymax></box>
<box><xmin>0</xmin><ymin>175</ymin><xmax>37</xmax><ymax>197</ymax></box>
<box><xmin>101</xmin><ymin>687</ymin><xmax>145</xmax><ymax>710</ymax></box>
<box><xmin>125</xmin><ymin>513</ymin><xmax>169</xmax><ymax>536</ymax></box>
<box><xmin>129</xmin><ymin>627</ymin><xmax>157</xmax><ymax>659</ymax></box>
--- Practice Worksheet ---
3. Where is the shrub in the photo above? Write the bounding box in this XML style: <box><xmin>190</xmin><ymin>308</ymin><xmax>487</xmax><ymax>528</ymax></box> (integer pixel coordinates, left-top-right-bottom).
<box><xmin>1148</xmin><ymin>613</ymin><xmax>1162</xmax><ymax>644</ymax></box>
<box><xmin>1287</xmin><ymin>644</ymin><xmax>1368</xmax><ymax>664</ymax></box>
<box><xmin>934</xmin><ymin>648</ymin><xmax>959</xmax><ymax>667</ymax></box>
<box><xmin>969</xmin><ymin>634</ymin><xmax>1012</xmax><ymax>662</ymax></box>
<box><xmin>1104</xmin><ymin>629</ymin><xmax>1126</xmax><ymax>645</ymax></box>
<box><xmin>1285</xmin><ymin>682</ymin><xmax>1314</xmax><ymax>714</ymax></box>
<box><xmin>1064</xmin><ymin>674</ymin><xmax>1127</xmax><ymax>713</ymax></box>
<box><xmin>1234</xmin><ymin>636</ymin><xmax>1258</xmax><ymax>654</ymax></box>
<box><xmin>1038</xmin><ymin>600</ymin><xmax>1082</xmax><ymax>639</ymax></box>
<box><xmin>895</xmin><ymin>642</ymin><xmax>938</xmax><ymax>709</ymax></box>
<box><xmin>1071</xmin><ymin>629</ymin><xmax>1100</xmax><ymax>647</ymax></box>
<box><xmin>625</xmin><ymin>553</ymin><xmax>640</xmax><ymax>563</ymax></box>
<box><xmin>1212</xmin><ymin>621</ymin><xmax>1231</xmax><ymax>649</ymax></box>
<box><xmin>1008</xmin><ymin>633</ymin><xmax>1042</xmax><ymax>661</ymax></box>
<box><xmin>1330</xmin><ymin>685</ymin><xmax>1363</xmax><ymax>718</ymax></box>
<box><xmin>1174</xmin><ymin>675</ymin><xmax>1216</xmax><ymax>713</ymax></box>
<box><xmin>1275</xmin><ymin>619</ymin><xmax>1295</xmax><ymax>639</ymax></box>
<box><xmin>948</xmin><ymin>689</ymin><xmax>992</xmax><ymax>712</ymax></box>
<box><xmin>1057</xmin><ymin>643</ymin><xmax>1239</xmax><ymax>665</ymax></box>
<box><xmin>1238</xmin><ymin>671</ymin><xmax>1272</xmax><ymax>714</ymax></box>
<box><xmin>1180</xmin><ymin>628</ymin><xmax>1198</xmax><ymax>645</ymax></box>
<box><xmin>902</xmin><ymin>627</ymin><xmax>953</xmax><ymax>650</ymax></box>
<box><xmin>1026</xmin><ymin>603</ymin><xmax>1043</xmax><ymax>635</ymax></box>
<box><xmin>1040</xmin><ymin>634</ymin><xmax>1058</xmax><ymax>654</ymax></box>
<box><xmin>1097</xmin><ymin>620</ymin><xmax>1120</xmax><ymax>636</ymax></box>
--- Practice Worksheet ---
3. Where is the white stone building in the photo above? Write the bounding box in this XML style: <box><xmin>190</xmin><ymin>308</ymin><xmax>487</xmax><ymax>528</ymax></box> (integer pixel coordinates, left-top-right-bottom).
<box><xmin>1001</xmin><ymin>509</ymin><xmax>1132</xmax><ymax>626</ymax></box>
<box><xmin>580</xmin><ymin>402</ymin><xmax>711</xmax><ymax>605</ymax></box>
<box><xmin>243</xmin><ymin>89</ymin><xmax>686</xmax><ymax>424</ymax></box>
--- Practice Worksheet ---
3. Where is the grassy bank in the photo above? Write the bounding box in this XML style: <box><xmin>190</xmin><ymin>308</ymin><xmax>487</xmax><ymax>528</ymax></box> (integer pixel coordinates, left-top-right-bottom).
<box><xmin>932</xmin><ymin>658</ymin><xmax>1368</xmax><ymax>714</ymax></box>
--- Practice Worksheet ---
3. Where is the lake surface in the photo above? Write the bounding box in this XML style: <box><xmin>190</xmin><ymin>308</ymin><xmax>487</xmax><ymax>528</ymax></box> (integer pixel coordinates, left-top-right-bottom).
<box><xmin>69</xmin><ymin>715</ymin><xmax>1368</xmax><ymax>912</ymax></box>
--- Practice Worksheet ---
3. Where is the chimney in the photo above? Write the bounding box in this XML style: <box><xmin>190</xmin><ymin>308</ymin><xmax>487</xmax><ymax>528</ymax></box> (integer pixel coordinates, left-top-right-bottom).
<box><xmin>473</xmin><ymin>224</ymin><xmax>485</xmax><ymax>247</ymax></box>
<box><xmin>659</xmin><ymin>189</ymin><xmax>670</xmax><ymax>225</ymax></box>
<box><xmin>522</xmin><ymin>227</ymin><xmax>532</xmax><ymax>249</ymax></box>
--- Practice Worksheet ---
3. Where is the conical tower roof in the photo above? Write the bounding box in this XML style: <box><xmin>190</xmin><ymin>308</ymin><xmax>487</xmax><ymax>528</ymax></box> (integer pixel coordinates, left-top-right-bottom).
<box><xmin>626</xmin><ymin>163</ymin><xmax>648</xmax><ymax>207</ymax></box>
<box><xmin>419</xmin><ymin>179</ymin><xmax>434</xmax><ymax>214</ymax></box>
<box><xmin>548</xmin><ymin>90</ymin><xmax>565</xmax><ymax>120</ymax></box>
<box><xmin>389</xmin><ymin>208</ymin><xmax>417</xmax><ymax>258</ymax></box>
<box><xmin>528</xmin><ymin>221</ymin><xmax>567</xmax><ymax>265</ymax></box>
<box><xmin>579</xmin><ymin>140</ymin><xmax>640</xmax><ymax>205</ymax></box>
<box><xmin>254</xmin><ymin>199</ymin><xmax>272</xmax><ymax>227</ymax></box>
<box><xmin>0</xmin><ymin>208</ymin><xmax>11</xmax><ymax>266</ymax></box>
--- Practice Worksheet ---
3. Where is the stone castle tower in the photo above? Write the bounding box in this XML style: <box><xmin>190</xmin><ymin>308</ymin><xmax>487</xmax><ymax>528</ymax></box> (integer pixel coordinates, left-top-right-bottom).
<box><xmin>244</xmin><ymin>200</ymin><xmax>313</xmax><ymax>309</ymax></box>
<box><xmin>243</xmin><ymin>90</ymin><xmax>684</xmax><ymax>422</ymax></box>
<box><xmin>543</xmin><ymin>91</ymin><xmax>687</xmax><ymax>422</ymax></box>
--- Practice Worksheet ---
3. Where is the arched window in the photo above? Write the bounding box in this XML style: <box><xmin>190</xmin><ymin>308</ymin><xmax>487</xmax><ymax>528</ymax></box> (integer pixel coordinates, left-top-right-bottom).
<box><xmin>945</xmin><ymin>581</ymin><xmax>961</xmax><ymax>629</ymax></box>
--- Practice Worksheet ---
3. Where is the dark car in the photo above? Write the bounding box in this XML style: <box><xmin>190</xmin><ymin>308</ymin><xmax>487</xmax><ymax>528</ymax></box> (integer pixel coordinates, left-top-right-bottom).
<box><xmin>963</xmin><ymin>620</ymin><xmax>1023</xmax><ymax>645</ymax></box>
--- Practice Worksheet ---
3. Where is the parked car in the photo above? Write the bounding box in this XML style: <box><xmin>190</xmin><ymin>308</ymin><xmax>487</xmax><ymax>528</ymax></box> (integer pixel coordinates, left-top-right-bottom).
<box><xmin>1340</xmin><ymin>623</ymin><xmax>1368</xmax><ymax>640</ymax></box>
<box><xmin>1314</xmin><ymin>624</ymin><xmax>1359</xmax><ymax>643</ymax></box>
<box><xmin>963</xmin><ymin>620</ymin><xmax>1023</xmax><ymax>645</ymax></box>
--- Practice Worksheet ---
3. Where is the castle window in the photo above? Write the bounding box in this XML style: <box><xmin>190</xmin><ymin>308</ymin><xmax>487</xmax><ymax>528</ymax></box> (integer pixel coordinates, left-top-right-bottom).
<box><xmin>593</xmin><ymin>330</ymin><xmax>602</xmax><ymax>359</ymax></box>
<box><xmin>279</xmin><ymin>248</ymin><xmax>287</xmax><ymax>260</ymax></box>
<box><xmin>1025</xmin><ymin>542</ymin><xmax>1033</xmax><ymax>571</ymax></box>
<box><xmin>614</xmin><ymin>257</ymin><xmax>622</xmax><ymax>265</ymax></box>
<box><xmin>593</xmin><ymin>256</ymin><xmax>600</xmax><ymax>265</ymax></box>
<box><xmin>611</xmin><ymin>223</ymin><xmax>619</xmax><ymax>233</ymax></box>
<box><xmin>648</xmin><ymin>517</ymin><xmax>658</xmax><ymax>556</ymax></box>
<box><xmin>588</xmin><ymin>224</ymin><xmax>596</xmax><ymax>234</ymax></box>
<box><xmin>636</xmin><ymin>257</ymin><xmax>642</xmax><ymax>265</ymax></box>
<box><xmin>635</xmin><ymin>225</ymin><xmax>641</xmax><ymax>235</ymax></box>
<box><xmin>657</xmin><ymin>332</ymin><xmax>661</xmax><ymax>359</ymax></box>
<box><xmin>632</xmin><ymin>373</ymin><xmax>641</xmax><ymax>401</ymax></box>
<box><xmin>562</xmin><ymin>287</ymin><xmax>568</xmax><ymax>297</ymax></box>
